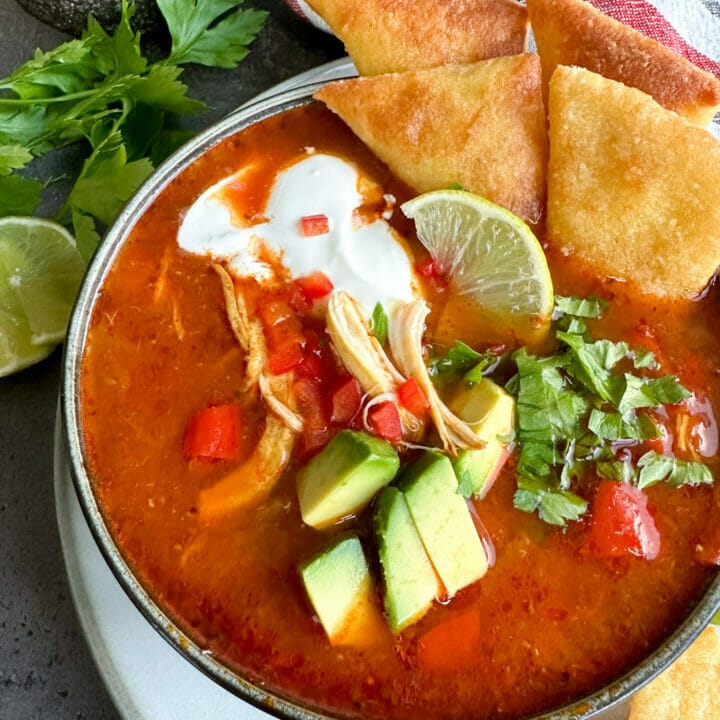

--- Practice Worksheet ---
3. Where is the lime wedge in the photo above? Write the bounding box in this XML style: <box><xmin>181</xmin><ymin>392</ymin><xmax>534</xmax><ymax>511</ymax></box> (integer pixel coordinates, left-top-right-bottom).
<box><xmin>401</xmin><ymin>190</ymin><xmax>553</xmax><ymax>346</ymax></box>
<box><xmin>0</xmin><ymin>217</ymin><xmax>85</xmax><ymax>376</ymax></box>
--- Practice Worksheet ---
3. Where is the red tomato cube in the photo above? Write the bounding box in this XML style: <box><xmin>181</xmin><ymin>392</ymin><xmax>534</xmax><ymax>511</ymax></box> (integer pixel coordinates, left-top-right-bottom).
<box><xmin>367</xmin><ymin>401</ymin><xmax>403</xmax><ymax>443</ymax></box>
<box><xmin>587</xmin><ymin>480</ymin><xmax>660</xmax><ymax>560</ymax></box>
<box><xmin>183</xmin><ymin>404</ymin><xmax>243</xmax><ymax>461</ymax></box>
<box><xmin>300</xmin><ymin>214</ymin><xmax>330</xmax><ymax>236</ymax></box>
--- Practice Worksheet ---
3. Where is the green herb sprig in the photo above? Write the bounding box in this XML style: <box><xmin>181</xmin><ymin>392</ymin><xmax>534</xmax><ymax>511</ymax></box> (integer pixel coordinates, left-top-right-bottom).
<box><xmin>0</xmin><ymin>0</ymin><xmax>267</xmax><ymax>259</ymax></box>
<box><xmin>506</xmin><ymin>296</ymin><xmax>713</xmax><ymax>526</ymax></box>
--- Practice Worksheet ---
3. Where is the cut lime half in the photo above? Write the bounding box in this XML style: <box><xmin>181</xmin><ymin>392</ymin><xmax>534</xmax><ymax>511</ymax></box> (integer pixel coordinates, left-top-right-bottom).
<box><xmin>401</xmin><ymin>190</ymin><xmax>553</xmax><ymax>346</ymax></box>
<box><xmin>0</xmin><ymin>217</ymin><xmax>85</xmax><ymax>376</ymax></box>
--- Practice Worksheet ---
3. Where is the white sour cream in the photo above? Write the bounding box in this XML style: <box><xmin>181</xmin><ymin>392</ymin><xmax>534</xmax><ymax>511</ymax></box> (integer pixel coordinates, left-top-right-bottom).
<box><xmin>177</xmin><ymin>153</ymin><xmax>419</xmax><ymax>313</ymax></box>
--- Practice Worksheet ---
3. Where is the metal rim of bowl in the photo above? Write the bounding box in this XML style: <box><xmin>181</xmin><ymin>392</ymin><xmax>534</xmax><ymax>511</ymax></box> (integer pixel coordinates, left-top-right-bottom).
<box><xmin>61</xmin><ymin>59</ymin><xmax>720</xmax><ymax>720</ymax></box>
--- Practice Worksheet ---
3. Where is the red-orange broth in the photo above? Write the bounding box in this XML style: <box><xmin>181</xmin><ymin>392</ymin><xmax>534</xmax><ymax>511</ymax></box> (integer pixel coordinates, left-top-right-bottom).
<box><xmin>80</xmin><ymin>103</ymin><xmax>720</xmax><ymax>719</ymax></box>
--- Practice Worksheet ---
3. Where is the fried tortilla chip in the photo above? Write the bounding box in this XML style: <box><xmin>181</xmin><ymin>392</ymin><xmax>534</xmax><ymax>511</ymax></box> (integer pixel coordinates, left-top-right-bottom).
<box><xmin>527</xmin><ymin>0</ymin><xmax>720</xmax><ymax>126</ymax></box>
<box><xmin>305</xmin><ymin>0</ymin><xmax>528</xmax><ymax>76</ymax></box>
<box><xmin>629</xmin><ymin>627</ymin><xmax>720</xmax><ymax>720</ymax></box>
<box><xmin>547</xmin><ymin>66</ymin><xmax>720</xmax><ymax>298</ymax></box>
<box><xmin>315</xmin><ymin>55</ymin><xmax>547</xmax><ymax>222</ymax></box>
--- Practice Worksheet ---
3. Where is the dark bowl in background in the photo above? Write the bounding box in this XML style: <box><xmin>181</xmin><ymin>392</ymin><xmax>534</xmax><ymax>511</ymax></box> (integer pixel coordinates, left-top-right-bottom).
<box><xmin>15</xmin><ymin>0</ymin><xmax>161</xmax><ymax>35</ymax></box>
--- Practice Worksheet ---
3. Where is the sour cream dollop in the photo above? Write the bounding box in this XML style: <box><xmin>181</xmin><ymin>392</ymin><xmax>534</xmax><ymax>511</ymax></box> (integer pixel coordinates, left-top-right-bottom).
<box><xmin>178</xmin><ymin>153</ymin><xmax>419</xmax><ymax>313</ymax></box>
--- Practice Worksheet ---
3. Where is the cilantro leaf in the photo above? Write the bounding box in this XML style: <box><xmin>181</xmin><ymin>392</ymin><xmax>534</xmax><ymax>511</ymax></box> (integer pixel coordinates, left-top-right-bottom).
<box><xmin>513</xmin><ymin>482</ymin><xmax>587</xmax><ymax>526</ymax></box>
<box><xmin>161</xmin><ymin>0</ymin><xmax>269</xmax><ymax>68</ymax></box>
<box><xmin>429</xmin><ymin>341</ymin><xmax>500</xmax><ymax>387</ymax></box>
<box><xmin>69</xmin><ymin>144</ymin><xmax>153</xmax><ymax>226</ymax></box>
<box><xmin>633</xmin><ymin>348</ymin><xmax>659</xmax><ymax>370</ymax></box>
<box><xmin>554</xmin><ymin>295</ymin><xmax>607</xmax><ymax>319</ymax></box>
<box><xmin>637</xmin><ymin>451</ymin><xmax>714</xmax><ymax>489</ymax></box>
<box><xmin>618</xmin><ymin>374</ymin><xmax>691</xmax><ymax>413</ymax></box>
<box><xmin>370</xmin><ymin>302</ymin><xmax>388</xmax><ymax>346</ymax></box>
<box><xmin>0</xmin><ymin>144</ymin><xmax>33</xmax><ymax>174</ymax></box>
<box><xmin>0</xmin><ymin>174</ymin><xmax>42</xmax><ymax>217</ymax></box>
<box><xmin>597</xmin><ymin>459</ymin><xmax>637</xmax><ymax>483</ymax></box>
<box><xmin>72</xmin><ymin>210</ymin><xmax>101</xmax><ymax>263</ymax></box>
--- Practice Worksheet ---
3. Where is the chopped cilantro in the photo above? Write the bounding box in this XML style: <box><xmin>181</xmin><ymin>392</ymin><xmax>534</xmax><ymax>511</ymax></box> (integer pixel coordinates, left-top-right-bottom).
<box><xmin>0</xmin><ymin>0</ymin><xmax>266</xmax><ymax>258</ymax></box>
<box><xmin>637</xmin><ymin>451</ymin><xmax>714</xmax><ymax>489</ymax></box>
<box><xmin>554</xmin><ymin>295</ymin><xmax>608</xmax><ymax>319</ymax></box>
<box><xmin>504</xmin><ymin>296</ymin><xmax>714</xmax><ymax>526</ymax></box>
<box><xmin>427</xmin><ymin>341</ymin><xmax>501</xmax><ymax>387</ymax></box>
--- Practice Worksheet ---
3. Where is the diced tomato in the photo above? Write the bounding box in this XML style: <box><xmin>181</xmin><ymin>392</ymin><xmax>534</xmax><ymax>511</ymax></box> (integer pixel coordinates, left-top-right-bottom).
<box><xmin>415</xmin><ymin>257</ymin><xmax>448</xmax><ymax>289</ymax></box>
<box><xmin>297</xmin><ymin>328</ymin><xmax>335</xmax><ymax>383</ymax></box>
<box><xmin>294</xmin><ymin>272</ymin><xmax>334</xmax><ymax>301</ymax></box>
<box><xmin>416</xmin><ymin>257</ymin><xmax>438</xmax><ymax>280</ymax></box>
<box><xmin>331</xmin><ymin>376</ymin><xmax>363</xmax><ymax>424</ymax></box>
<box><xmin>183</xmin><ymin>404</ymin><xmax>243</xmax><ymax>461</ymax></box>
<box><xmin>417</xmin><ymin>609</ymin><xmax>482</xmax><ymax>673</ymax></box>
<box><xmin>300</xmin><ymin>214</ymin><xmax>330</xmax><ymax>236</ymax></box>
<box><xmin>294</xmin><ymin>376</ymin><xmax>332</xmax><ymax>456</ymax></box>
<box><xmin>587</xmin><ymin>480</ymin><xmax>660</xmax><ymax>560</ymax></box>
<box><xmin>367</xmin><ymin>401</ymin><xmax>403</xmax><ymax>443</ymax></box>
<box><xmin>259</xmin><ymin>298</ymin><xmax>306</xmax><ymax>375</ymax></box>
<box><xmin>397</xmin><ymin>377</ymin><xmax>429</xmax><ymax>417</ymax></box>
<box><xmin>288</xmin><ymin>283</ymin><xmax>311</xmax><ymax>314</ymax></box>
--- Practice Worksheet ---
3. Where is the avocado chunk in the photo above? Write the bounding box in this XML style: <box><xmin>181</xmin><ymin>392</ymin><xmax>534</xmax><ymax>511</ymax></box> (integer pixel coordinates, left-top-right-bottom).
<box><xmin>450</xmin><ymin>378</ymin><xmax>515</xmax><ymax>498</ymax></box>
<box><xmin>300</xmin><ymin>534</ymin><xmax>386</xmax><ymax>646</ymax></box>
<box><xmin>398</xmin><ymin>451</ymin><xmax>488</xmax><ymax>598</ymax></box>
<box><xmin>374</xmin><ymin>486</ymin><xmax>440</xmax><ymax>633</ymax></box>
<box><xmin>297</xmin><ymin>430</ymin><xmax>400</xmax><ymax>529</ymax></box>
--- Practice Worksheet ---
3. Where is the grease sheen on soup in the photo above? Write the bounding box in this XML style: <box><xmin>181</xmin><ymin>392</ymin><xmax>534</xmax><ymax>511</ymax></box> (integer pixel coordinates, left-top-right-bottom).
<box><xmin>80</xmin><ymin>103</ymin><xmax>720</xmax><ymax>720</ymax></box>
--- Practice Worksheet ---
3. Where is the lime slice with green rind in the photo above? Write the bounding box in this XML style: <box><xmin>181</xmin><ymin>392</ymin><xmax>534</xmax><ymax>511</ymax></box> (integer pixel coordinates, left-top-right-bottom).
<box><xmin>401</xmin><ymin>190</ymin><xmax>553</xmax><ymax>344</ymax></box>
<box><xmin>0</xmin><ymin>217</ymin><xmax>85</xmax><ymax>376</ymax></box>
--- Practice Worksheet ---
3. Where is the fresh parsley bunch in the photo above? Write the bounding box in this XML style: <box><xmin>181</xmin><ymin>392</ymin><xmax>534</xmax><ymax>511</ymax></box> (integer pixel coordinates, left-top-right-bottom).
<box><xmin>0</xmin><ymin>0</ymin><xmax>267</xmax><ymax>259</ymax></box>
<box><xmin>505</xmin><ymin>296</ymin><xmax>713</xmax><ymax>526</ymax></box>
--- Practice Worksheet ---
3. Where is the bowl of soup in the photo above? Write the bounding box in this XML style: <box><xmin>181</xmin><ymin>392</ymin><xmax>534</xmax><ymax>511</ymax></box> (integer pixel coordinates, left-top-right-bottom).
<box><xmin>61</xmin><ymin>57</ymin><xmax>720</xmax><ymax>720</ymax></box>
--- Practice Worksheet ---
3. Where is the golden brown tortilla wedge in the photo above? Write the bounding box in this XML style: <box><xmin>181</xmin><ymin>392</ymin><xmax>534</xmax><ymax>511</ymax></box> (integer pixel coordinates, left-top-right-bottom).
<box><xmin>628</xmin><ymin>627</ymin><xmax>720</xmax><ymax>720</ymax></box>
<box><xmin>527</xmin><ymin>0</ymin><xmax>720</xmax><ymax>126</ymax></box>
<box><xmin>315</xmin><ymin>55</ymin><xmax>548</xmax><ymax>223</ymax></box>
<box><xmin>305</xmin><ymin>0</ymin><xmax>528</xmax><ymax>76</ymax></box>
<box><xmin>547</xmin><ymin>66</ymin><xmax>720</xmax><ymax>299</ymax></box>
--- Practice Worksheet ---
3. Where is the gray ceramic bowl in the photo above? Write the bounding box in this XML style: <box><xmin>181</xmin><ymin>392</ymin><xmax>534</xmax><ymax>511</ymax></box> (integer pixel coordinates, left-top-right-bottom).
<box><xmin>61</xmin><ymin>58</ymin><xmax>720</xmax><ymax>720</ymax></box>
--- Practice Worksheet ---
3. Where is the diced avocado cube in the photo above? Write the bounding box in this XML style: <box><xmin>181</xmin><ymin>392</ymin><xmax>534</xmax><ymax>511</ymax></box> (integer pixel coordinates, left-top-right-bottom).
<box><xmin>374</xmin><ymin>486</ymin><xmax>439</xmax><ymax>633</ymax></box>
<box><xmin>398</xmin><ymin>451</ymin><xmax>488</xmax><ymax>598</ymax></box>
<box><xmin>297</xmin><ymin>430</ymin><xmax>400</xmax><ymax>529</ymax></box>
<box><xmin>450</xmin><ymin>378</ymin><xmax>515</xmax><ymax>498</ymax></box>
<box><xmin>300</xmin><ymin>534</ymin><xmax>385</xmax><ymax>646</ymax></box>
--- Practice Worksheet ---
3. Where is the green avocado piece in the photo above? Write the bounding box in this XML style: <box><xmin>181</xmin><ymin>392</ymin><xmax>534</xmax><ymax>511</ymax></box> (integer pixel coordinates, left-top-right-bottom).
<box><xmin>297</xmin><ymin>430</ymin><xmax>400</xmax><ymax>529</ymax></box>
<box><xmin>398</xmin><ymin>451</ymin><xmax>488</xmax><ymax>598</ymax></box>
<box><xmin>300</xmin><ymin>534</ymin><xmax>376</xmax><ymax>644</ymax></box>
<box><xmin>450</xmin><ymin>378</ymin><xmax>515</xmax><ymax>498</ymax></box>
<box><xmin>374</xmin><ymin>486</ymin><xmax>439</xmax><ymax>633</ymax></box>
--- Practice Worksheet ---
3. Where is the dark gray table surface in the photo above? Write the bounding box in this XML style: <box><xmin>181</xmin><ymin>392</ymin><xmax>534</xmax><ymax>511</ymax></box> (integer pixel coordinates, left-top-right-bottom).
<box><xmin>0</xmin><ymin>3</ymin><xmax>342</xmax><ymax>718</ymax></box>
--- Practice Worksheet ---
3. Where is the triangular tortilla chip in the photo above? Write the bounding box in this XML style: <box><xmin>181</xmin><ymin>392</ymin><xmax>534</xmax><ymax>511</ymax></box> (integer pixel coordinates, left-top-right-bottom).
<box><xmin>547</xmin><ymin>65</ymin><xmax>720</xmax><ymax>298</ymax></box>
<box><xmin>527</xmin><ymin>0</ymin><xmax>720</xmax><ymax>126</ymax></box>
<box><xmin>305</xmin><ymin>0</ymin><xmax>528</xmax><ymax>76</ymax></box>
<box><xmin>629</xmin><ymin>627</ymin><xmax>720</xmax><ymax>720</ymax></box>
<box><xmin>315</xmin><ymin>55</ymin><xmax>548</xmax><ymax>222</ymax></box>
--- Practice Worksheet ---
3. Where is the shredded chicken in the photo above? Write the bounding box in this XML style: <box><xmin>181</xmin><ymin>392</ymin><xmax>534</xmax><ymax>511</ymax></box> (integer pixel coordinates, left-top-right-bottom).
<box><xmin>196</xmin><ymin>264</ymin><xmax>303</xmax><ymax>521</ymax></box>
<box><xmin>389</xmin><ymin>299</ymin><xmax>485</xmax><ymax>456</ymax></box>
<box><xmin>197</xmin><ymin>414</ymin><xmax>296</xmax><ymax>521</ymax></box>
<box><xmin>213</xmin><ymin>263</ymin><xmax>265</xmax><ymax>391</ymax></box>
<box><xmin>259</xmin><ymin>373</ymin><xmax>304</xmax><ymax>433</ymax></box>
<box><xmin>327</xmin><ymin>291</ymin><xmax>423</xmax><ymax>438</ymax></box>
